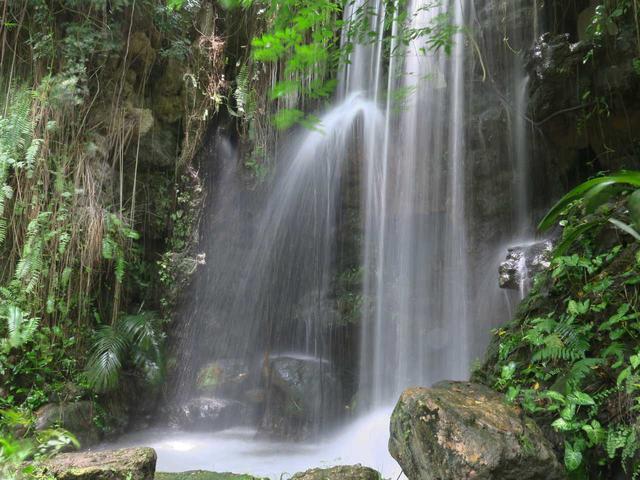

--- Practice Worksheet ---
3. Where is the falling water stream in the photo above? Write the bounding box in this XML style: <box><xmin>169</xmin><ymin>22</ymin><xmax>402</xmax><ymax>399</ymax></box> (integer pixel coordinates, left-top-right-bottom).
<box><xmin>105</xmin><ymin>1</ymin><xmax>541</xmax><ymax>477</ymax></box>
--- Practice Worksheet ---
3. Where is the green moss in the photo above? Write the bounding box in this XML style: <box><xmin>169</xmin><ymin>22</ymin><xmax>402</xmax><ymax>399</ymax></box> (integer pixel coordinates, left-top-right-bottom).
<box><xmin>156</xmin><ymin>471</ymin><xmax>264</xmax><ymax>480</ymax></box>
<box><xmin>196</xmin><ymin>363</ymin><xmax>221</xmax><ymax>389</ymax></box>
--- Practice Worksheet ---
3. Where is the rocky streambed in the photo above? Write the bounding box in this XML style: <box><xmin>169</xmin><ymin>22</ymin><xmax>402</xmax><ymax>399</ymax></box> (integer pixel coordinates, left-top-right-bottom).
<box><xmin>42</xmin><ymin>380</ymin><xmax>566</xmax><ymax>480</ymax></box>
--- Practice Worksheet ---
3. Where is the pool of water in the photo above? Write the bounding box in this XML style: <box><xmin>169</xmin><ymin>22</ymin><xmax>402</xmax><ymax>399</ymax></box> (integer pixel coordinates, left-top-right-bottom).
<box><xmin>100</xmin><ymin>408</ymin><xmax>402</xmax><ymax>479</ymax></box>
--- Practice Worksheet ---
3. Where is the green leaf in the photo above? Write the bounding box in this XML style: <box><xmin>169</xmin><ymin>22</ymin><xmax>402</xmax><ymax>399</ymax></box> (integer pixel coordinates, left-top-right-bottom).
<box><xmin>554</xmin><ymin>222</ymin><xmax>601</xmax><ymax>257</ymax></box>
<box><xmin>609</xmin><ymin>218</ymin><xmax>640</xmax><ymax>241</ymax></box>
<box><xmin>568</xmin><ymin>391</ymin><xmax>595</xmax><ymax>406</ymax></box>
<box><xmin>552</xmin><ymin>417</ymin><xmax>574</xmax><ymax>431</ymax></box>
<box><xmin>167</xmin><ymin>0</ymin><xmax>186</xmax><ymax>11</ymax></box>
<box><xmin>564</xmin><ymin>442</ymin><xmax>583</xmax><ymax>471</ymax></box>
<box><xmin>617</xmin><ymin>366</ymin><xmax>631</xmax><ymax>386</ymax></box>
<box><xmin>539</xmin><ymin>171</ymin><xmax>640</xmax><ymax>231</ymax></box>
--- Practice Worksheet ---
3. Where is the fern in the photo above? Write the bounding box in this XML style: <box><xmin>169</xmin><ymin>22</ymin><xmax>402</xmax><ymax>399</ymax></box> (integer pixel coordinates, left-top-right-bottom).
<box><xmin>607</xmin><ymin>426</ymin><xmax>631</xmax><ymax>459</ymax></box>
<box><xmin>1</xmin><ymin>305</ymin><xmax>39</xmax><ymax>351</ymax></box>
<box><xmin>562</xmin><ymin>357</ymin><xmax>602</xmax><ymax>389</ymax></box>
<box><xmin>14</xmin><ymin>212</ymin><xmax>50</xmax><ymax>294</ymax></box>
<box><xmin>0</xmin><ymin>219</ymin><xmax>6</xmax><ymax>247</ymax></box>
<box><xmin>531</xmin><ymin>318</ymin><xmax>589</xmax><ymax>362</ymax></box>
<box><xmin>231</xmin><ymin>64</ymin><xmax>257</xmax><ymax>120</ymax></box>
<box><xmin>0</xmin><ymin>87</ymin><xmax>37</xmax><ymax>249</ymax></box>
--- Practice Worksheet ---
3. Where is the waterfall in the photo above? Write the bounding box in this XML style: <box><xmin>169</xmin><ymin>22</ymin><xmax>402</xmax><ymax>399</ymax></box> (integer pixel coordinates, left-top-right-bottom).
<box><xmin>358</xmin><ymin>0</ymin><xmax>472</xmax><ymax>407</ymax></box>
<box><xmin>138</xmin><ymin>0</ymin><xmax>542</xmax><ymax>475</ymax></box>
<box><xmin>171</xmin><ymin>0</ymin><xmax>540</xmax><ymax>426</ymax></box>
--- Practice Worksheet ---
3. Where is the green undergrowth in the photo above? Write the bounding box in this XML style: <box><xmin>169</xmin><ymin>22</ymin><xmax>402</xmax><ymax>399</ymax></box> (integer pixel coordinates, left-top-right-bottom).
<box><xmin>476</xmin><ymin>177</ymin><xmax>640</xmax><ymax>478</ymax></box>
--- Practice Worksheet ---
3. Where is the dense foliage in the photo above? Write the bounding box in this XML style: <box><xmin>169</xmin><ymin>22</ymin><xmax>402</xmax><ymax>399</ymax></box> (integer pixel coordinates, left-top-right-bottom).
<box><xmin>481</xmin><ymin>172</ymin><xmax>640</xmax><ymax>478</ymax></box>
<box><xmin>1</xmin><ymin>0</ymin><xmax>639</xmax><ymax>477</ymax></box>
<box><xmin>0</xmin><ymin>409</ymin><xmax>76</xmax><ymax>480</ymax></box>
<box><xmin>0</xmin><ymin>0</ymin><xmax>215</xmax><ymax>426</ymax></box>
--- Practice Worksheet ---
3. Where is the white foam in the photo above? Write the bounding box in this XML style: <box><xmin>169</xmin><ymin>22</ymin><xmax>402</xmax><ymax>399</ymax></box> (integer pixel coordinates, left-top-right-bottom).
<box><xmin>100</xmin><ymin>408</ymin><xmax>402</xmax><ymax>479</ymax></box>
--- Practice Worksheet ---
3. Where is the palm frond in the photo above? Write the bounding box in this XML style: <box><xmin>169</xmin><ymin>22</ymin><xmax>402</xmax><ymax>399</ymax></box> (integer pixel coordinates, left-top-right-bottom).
<box><xmin>85</xmin><ymin>325</ymin><xmax>128</xmax><ymax>392</ymax></box>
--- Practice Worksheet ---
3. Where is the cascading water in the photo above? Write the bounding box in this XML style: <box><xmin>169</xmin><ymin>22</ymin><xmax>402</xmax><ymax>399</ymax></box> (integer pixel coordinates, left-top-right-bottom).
<box><xmin>359</xmin><ymin>0</ymin><xmax>471</xmax><ymax>407</ymax></box>
<box><xmin>107</xmin><ymin>1</ymin><xmax>543</xmax><ymax>477</ymax></box>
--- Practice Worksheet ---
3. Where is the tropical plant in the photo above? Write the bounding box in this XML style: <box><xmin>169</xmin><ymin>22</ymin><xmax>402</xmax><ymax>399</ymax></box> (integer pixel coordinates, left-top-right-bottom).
<box><xmin>0</xmin><ymin>409</ymin><xmax>78</xmax><ymax>480</ymax></box>
<box><xmin>0</xmin><ymin>306</ymin><xmax>39</xmax><ymax>352</ymax></box>
<box><xmin>85</xmin><ymin>312</ymin><xmax>165</xmax><ymax>393</ymax></box>
<box><xmin>481</xmin><ymin>173</ymin><xmax>640</xmax><ymax>476</ymax></box>
<box><xmin>539</xmin><ymin>171</ymin><xmax>640</xmax><ymax>255</ymax></box>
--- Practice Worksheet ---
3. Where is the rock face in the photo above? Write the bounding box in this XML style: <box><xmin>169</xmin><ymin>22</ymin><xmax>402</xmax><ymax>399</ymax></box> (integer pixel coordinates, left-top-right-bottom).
<box><xmin>499</xmin><ymin>240</ymin><xmax>553</xmax><ymax>290</ymax></box>
<box><xmin>42</xmin><ymin>447</ymin><xmax>156</xmax><ymax>480</ymax></box>
<box><xmin>389</xmin><ymin>382</ymin><xmax>564</xmax><ymax>480</ymax></box>
<box><xmin>35</xmin><ymin>401</ymin><xmax>100</xmax><ymax>447</ymax></box>
<box><xmin>261</xmin><ymin>356</ymin><xmax>340</xmax><ymax>438</ymax></box>
<box><xmin>195</xmin><ymin>359</ymin><xmax>251</xmax><ymax>397</ymax></box>
<box><xmin>290</xmin><ymin>465</ymin><xmax>380</xmax><ymax>480</ymax></box>
<box><xmin>171</xmin><ymin>396</ymin><xmax>247</xmax><ymax>430</ymax></box>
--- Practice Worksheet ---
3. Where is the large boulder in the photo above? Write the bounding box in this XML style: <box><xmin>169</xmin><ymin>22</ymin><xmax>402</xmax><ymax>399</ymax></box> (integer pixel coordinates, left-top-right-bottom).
<box><xmin>42</xmin><ymin>447</ymin><xmax>156</xmax><ymax>480</ymax></box>
<box><xmin>389</xmin><ymin>382</ymin><xmax>564</xmax><ymax>480</ymax></box>
<box><xmin>35</xmin><ymin>401</ymin><xmax>100</xmax><ymax>448</ymax></box>
<box><xmin>261</xmin><ymin>355</ymin><xmax>340</xmax><ymax>439</ymax></box>
<box><xmin>290</xmin><ymin>465</ymin><xmax>380</xmax><ymax>480</ymax></box>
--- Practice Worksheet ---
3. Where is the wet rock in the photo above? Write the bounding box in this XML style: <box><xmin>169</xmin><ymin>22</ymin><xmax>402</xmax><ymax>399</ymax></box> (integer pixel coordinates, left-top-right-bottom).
<box><xmin>389</xmin><ymin>381</ymin><xmax>563</xmax><ymax>480</ymax></box>
<box><xmin>47</xmin><ymin>382</ymin><xmax>84</xmax><ymax>403</ymax></box>
<box><xmin>499</xmin><ymin>240</ymin><xmax>553</xmax><ymax>290</ymax></box>
<box><xmin>261</xmin><ymin>356</ymin><xmax>340</xmax><ymax>439</ymax></box>
<box><xmin>35</xmin><ymin>401</ymin><xmax>100</xmax><ymax>448</ymax></box>
<box><xmin>152</xmin><ymin>58</ymin><xmax>184</xmax><ymax>123</ymax></box>
<box><xmin>42</xmin><ymin>447</ymin><xmax>156</xmax><ymax>480</ymax></box>
<box><xmin>290</xmin><ymin>465</ymin><xmax>380</xmax><ymax>480</ymax></box>
<box><xmin>172</xmin><ymin>396</ymin><xmax>247</xmax><ymax>430</ymax></box>
<box><xmin>195</xmin><ymin>359</ymin><xmax>251</xmax><ymax>397</ymax></box>
<box><xmin>128</xmin><ymin>32</ymin><xmax>156</xmax><ymax>70</ymax></box>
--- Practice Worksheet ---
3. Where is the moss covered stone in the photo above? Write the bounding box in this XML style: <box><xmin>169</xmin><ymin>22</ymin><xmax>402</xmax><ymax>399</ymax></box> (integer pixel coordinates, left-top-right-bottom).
<box><xmin>156</xmin><ymin>472</ymin><xmax>264</xmax><ymax>480</ymax></box>
<box><xmin>43</xmin><ymin>447</ymin><xmax>156</xmax><ymax>480</ymax></box>
<box><xmin>290</xmin><ymin>465</ymin><xmax>380</xmax><ymax>480</ymax></box>
<box><xmin>388</xmin><ymin>381</ymin><xmax>564</xmax><ymax>480</ymax></box>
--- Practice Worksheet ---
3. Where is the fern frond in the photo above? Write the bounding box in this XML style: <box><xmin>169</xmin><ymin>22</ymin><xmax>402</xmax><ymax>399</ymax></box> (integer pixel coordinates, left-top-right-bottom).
<box><xmin>563</xmin><ymin>357</ymin><xmax>602</xmax><ymax>389</ymax></box>
<box><xmin>0</xmin><ymin>219</ymin><xmax>6</xmax><ymax>247</ymax></box>
<box><xmin>3</xmin><ymin>306</ymin><xmax>39</xmax><ymax>349</ymax></box>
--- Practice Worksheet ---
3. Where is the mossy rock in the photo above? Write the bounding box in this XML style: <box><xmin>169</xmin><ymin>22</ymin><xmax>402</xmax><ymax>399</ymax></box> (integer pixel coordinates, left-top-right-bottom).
<box><xmin>156</xmin><ymin>472</ymin><xmax>264</xmax><ymax>480</ymax></box>
<box><xmin>290</xmin><ymin>465</ymin><xmax>380</xmax><ymax>480</ymax></box>
<box><xmin>35</xmin><ymin>401</ymin><xmax>101</xmax><ymax>448</ymax></box>
<box><xmin>42</xmin><ymin>447</ymin><xmax>156</xmax><ymax>480</ymax></box>
<box><xmin>389</xmin><ymin>382</ymin><xmax>565</xmax><ymax>480</ymax></box>
<box><xmin>196</xmin><ymin>363</ymin><xmax>222</xmax><ymax>390</ymax></box>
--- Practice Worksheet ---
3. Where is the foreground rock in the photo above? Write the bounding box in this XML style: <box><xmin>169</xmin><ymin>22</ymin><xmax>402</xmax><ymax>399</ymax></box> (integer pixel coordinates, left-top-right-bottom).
<box><xmin>389</xmin><ymin>381</ymin><xmax>563</xmax><ymax>480</ymax></box>
<box><xmin>156</xmin><ymin>472</ymin><xmax>263</xmax><ymax>480</ymax></box>
<box><xmin>35</xmin><ymin>401</ymin><xmax>101</xmax><ymax>447</ymax></box>
<box><xmin>290</xmin><ymin>465</ymin><xmax>380</xmax><ymax>480</ymax></box>
<box><xmin>43</xmin><ymin>447</ymin><xmax>156</xmax><ymax>480</ymax></box>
